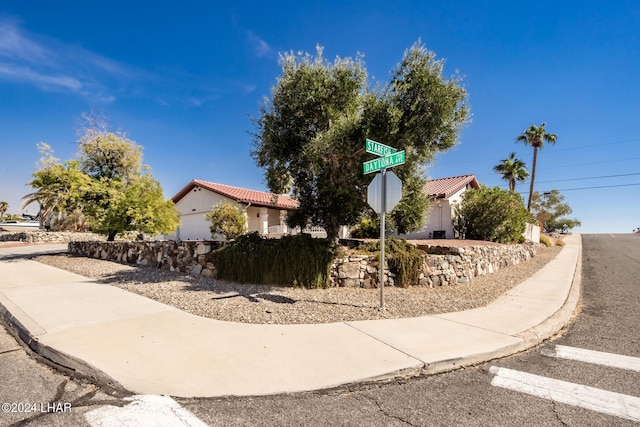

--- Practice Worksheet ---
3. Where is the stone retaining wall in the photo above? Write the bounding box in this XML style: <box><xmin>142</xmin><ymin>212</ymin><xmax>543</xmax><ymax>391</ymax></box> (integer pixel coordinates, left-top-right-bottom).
<box><xmin>68</xmin><ymin>240</ymin><xmax>539</xmax><ymax>288</ymax></box>
<box><xmin>0</xmin><ymin>231</ymin><xmax>107</xmax><ymax>243</ymax></box>
<box><xmin>68</xmin><ymin>240</ymin><xmax>224</xmax><ymax>277</ymax></box>
<box><xmin>333</xmin><ymin>243</ymin><xmax>538</xmax><ymax>288</ymax></box>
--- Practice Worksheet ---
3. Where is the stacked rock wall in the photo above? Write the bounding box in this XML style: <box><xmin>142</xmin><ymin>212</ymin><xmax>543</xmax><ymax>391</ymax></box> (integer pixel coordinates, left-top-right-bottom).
<box><xmin>68</xmin><ymin>240</ymin><xmax>224</xmax><ymax>278</ymax></box>
<box><xmin>68</xmin><ymin>240</ymin><xmax>539</xmax><ymax>288</ymax></box>
<box><xmin>332</xmin><ymin>243</ymin><xmax>537</xmax><ymax>288</ymax></box>
<box><xmin>0</xmin><ymin>231</ymin><xmax>106</xmax><ymax>243</ymax></box>
<box><xmin>418</xmin><ymin>243</ymin><xmax>537</xmax><ymax>287</ymax></box>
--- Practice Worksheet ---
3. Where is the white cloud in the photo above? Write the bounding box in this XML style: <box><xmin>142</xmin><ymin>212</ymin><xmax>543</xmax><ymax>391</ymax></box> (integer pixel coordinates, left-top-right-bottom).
<box><xmin>0</xmin><ymin>17</ymin><xmax>256</xmax><ymax>108</ymax></box>
<box><xmin>0</xmin><ymin>18</ymin><xmax>50</xmax><ymax>64</ymax></box>
<box><xmin>246</xmin><ymin>30</ymin><xmax>272</xmax><ymax>58</ymax></box>
<box><xmin>186</xmin><ymin>94</ymin><xmax>221</xmax><ymax>107</ymax></box>
<box><xmin>0</xmin><ymin>18</ymin><xmax>130</xmax><ymax>99</ymax></box>
<box><xmin>0</xmin><ymin>62</ymin><xmax>82</xmax><ymax>90</ymax></box>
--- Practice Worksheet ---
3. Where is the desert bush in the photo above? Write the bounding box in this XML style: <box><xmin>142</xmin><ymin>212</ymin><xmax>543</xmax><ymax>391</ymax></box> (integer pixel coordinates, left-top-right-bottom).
<box><xmin>211</xmin><ymin>232</ymin><xmax>334</xmax><ymax>288</ymax></box>
<box><xmin>540</xmin><ymin>234</ymin><xmax>554</xmax><ymax>247</ymax></box>
<box><xmin>360</xmin><ymin>237</ymin><xmax>424</xmax><ymax>287</ymax></box>
<box><xmin>540</xmin><ymin>234</ymin><xmax>565</xmax><ymax>247</ymax></box>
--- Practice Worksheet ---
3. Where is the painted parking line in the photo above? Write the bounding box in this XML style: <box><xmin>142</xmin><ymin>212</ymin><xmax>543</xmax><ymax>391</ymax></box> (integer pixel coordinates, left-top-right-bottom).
<box><xmin>489</xmin><ymin>366</ymin><xmax>640</xmax><ymax>422</ymax></box>
<box><xmin>541</xmin><ymin>345</ymin><xmax>640</xmax><ymax>372</ymax></box>
<box><xmin>84</xmin><ymin>395</ymin><xmax>208</xmax><ymax>427</ymax></box>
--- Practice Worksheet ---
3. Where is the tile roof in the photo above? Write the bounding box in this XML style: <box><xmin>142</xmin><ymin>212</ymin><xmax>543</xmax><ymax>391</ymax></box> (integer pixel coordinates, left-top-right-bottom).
<box><xmin>424</xmin><ymin>174</ymin><xmax>480</xmax><ymax>199</ymax></box>
<box><xmin>172</xmin><ymin>179</ymin><xmax>300</xmax><ymax>210</ymax></box>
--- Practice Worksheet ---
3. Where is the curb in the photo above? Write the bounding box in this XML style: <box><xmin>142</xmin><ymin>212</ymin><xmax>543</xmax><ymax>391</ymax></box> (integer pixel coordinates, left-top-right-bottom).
<box><xmin>0</xmin><ymin>295</ymin><xmax>126</xmax><ymax>393</ymax></box>
<box><xmin>515</xmin><ymin>236</ymin><xmax>582</xmax><ymax>348</ymax></box>
<box><xmin>426</xmin><ymin>237</ymin><xmax>582</xmax><ymax>376</ymax></box>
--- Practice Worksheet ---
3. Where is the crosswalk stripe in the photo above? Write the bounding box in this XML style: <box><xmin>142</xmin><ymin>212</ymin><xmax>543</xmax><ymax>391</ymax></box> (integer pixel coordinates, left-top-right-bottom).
<box><xmin>84</xmin><ymin>395</ymin><xmax>209</xmax><ymax>427</ymax></box>
<box><xmin>541</xmin><ymin>345</ymin><xmax>640</xmax><ymax>372</ymax></box>
<box><xmin>489</xmin><ymin>366</ymin><xmax>640</xmax><ymax>422</ymax></box>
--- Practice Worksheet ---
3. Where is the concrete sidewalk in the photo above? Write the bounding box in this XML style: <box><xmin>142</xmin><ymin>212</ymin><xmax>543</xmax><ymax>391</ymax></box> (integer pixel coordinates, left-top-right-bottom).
<box><xmin>0</xmin><ymin>235</ymin><xmax>582</xmax><ymax>398</ymax></box>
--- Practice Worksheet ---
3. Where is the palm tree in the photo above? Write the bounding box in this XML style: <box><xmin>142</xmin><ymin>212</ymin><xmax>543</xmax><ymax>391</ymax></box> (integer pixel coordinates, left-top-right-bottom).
<box><xmin>21</xmin><ymin>161</ymin><xmax>91</xmax><ymax>226</ymax></box>
<box><xmin>516</xmin><ymin>122</ymin><xmax>557</xmax><ymax>210</ymax></box>
<box><xmin>0</xmin><ymin>201</ymin><xmax>8</xmax><ymax>220</ymax></box>
<box><xmin>493</xmin><ymin>153</ymin><xmax>529</xmax><ymax>191</ymax></box>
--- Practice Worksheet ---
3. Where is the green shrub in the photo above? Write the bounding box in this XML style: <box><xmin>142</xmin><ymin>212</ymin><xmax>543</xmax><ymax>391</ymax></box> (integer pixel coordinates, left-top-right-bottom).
<box><xmin>453</xmin><ymin>187</ymin><xmax>532</xmax><ymax>243</ymax></box>
<box><xmin>359</xmin><ymin>237</ymin><xmax>424</xmax><ymax>287</ymax></box>
<box><xmin>211</xmin><ymin>232</ymin><xmax>334</xmax><ymax>288</ymax></box>
<box><xmin>350</xmin><ymin>216</ymin><xmax>379</xmax><ymax>239</ymax></box>
<box><xmin>205</xmin><ymin>202</ymin><xmax>248</xmax><ymax>241</ymax></box>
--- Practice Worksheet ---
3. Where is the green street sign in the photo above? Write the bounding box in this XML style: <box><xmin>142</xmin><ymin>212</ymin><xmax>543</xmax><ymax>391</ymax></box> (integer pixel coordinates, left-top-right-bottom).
<box><xmin>365</xmin><ymin>139</ymin><xmax>397</xmax><ymax>157</ymax></box>
<box><xmin>363</xmin><ymin>150</ymin><xmax>405</xmax><ymax>174</ymax></box>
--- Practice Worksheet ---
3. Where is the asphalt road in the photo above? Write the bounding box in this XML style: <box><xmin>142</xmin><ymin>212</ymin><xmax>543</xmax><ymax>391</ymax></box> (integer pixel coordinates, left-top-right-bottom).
<box><xmin>1</xmin><ymin>234</ymin><xmax>638</xmax><ymax>426</ymax></box>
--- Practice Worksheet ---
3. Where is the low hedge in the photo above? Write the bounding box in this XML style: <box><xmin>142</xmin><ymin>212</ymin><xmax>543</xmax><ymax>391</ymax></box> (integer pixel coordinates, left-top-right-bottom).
<box><xmin>211</xmin><ymin>232</ymin><xmax>334</xmax><ymax>288</ymax></box>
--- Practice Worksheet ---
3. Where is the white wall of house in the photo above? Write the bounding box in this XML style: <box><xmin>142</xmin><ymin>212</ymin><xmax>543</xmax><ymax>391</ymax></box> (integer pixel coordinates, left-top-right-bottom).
<box><xmin>400</xmin><ymin>200</ymin><xmax>453</xmax><ymax>240</ymax></box>
<box><xmin>398</xmin><ymin>185</ymin><xmax>471</xmax><ymax>240</ymax></box>
<box><xmin>447</xmin><ymin>186</ymin><xmax>467</xmax><ymax>206</ymax></box>
<box><xmin>164</xmin><ymin>187</ymin><xmax>291</xmax><ymax>241</ymax></box>
<box><xmin>165</xmin><ymin>187</ymin><xmax>236</xmax><ymax>240</ymax></box>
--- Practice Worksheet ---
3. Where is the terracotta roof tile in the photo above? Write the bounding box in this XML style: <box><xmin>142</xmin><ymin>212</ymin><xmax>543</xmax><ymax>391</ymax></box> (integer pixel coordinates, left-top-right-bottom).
<box><xmin>424</xmin><ymin>174</ymin><xmax>480</xmax><ymax>199</ymax></box>
<box><xmin>172</xmin><ymin>180</ymin><xmax>299</xmax><ymax>210</ymax></box>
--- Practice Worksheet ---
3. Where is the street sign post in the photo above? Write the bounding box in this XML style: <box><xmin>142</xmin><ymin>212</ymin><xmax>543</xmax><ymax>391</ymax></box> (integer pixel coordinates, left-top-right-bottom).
<box><xmin>366</xmin><ymin>138</ymin><xmax>397</xmax><ymax>157</ymax></box>
<box><xmin>363</xmin><ymin>150</ymin><xmax>405</xmax><ymax>174</ymax></box>
<box><xmin>363</xmin><ymin>138</ymin><xmax>404</xmax><ymax>310</ymax></box>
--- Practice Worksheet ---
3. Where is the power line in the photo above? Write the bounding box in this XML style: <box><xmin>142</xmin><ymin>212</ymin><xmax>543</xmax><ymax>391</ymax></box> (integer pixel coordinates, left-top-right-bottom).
<box><xmin>554</xmin><ymin>182</ymin><xmax>640</xmax><ymax>192</ymax></box>
<box><xmin>537</xmin><ymin>156</ymin><xmax>640</xmax><ymax>171</ymax></box>
<box><xmin>520</xmin><ymin>182</ymin><xmax>640</xmax><ymax>195</ymax></box>
<box><xmin>549</xmin><ymin>138</ymin><xmax>640</xmax><ymax>153</ymax></box>
<box><xmin>536</xmin><ymin>172</ymin><xmax>640</xmax><ymax>184</ymax></box>
<box><xmin>436</xmin><ymin>136</ymin><xmax>640</xmax><ymax>166</ymax></box>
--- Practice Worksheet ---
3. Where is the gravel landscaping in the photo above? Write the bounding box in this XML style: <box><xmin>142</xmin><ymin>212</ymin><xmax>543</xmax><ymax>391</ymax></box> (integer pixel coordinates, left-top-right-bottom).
<box><xmin>32</xmin><ymin>243</ymin><xmax>562</xmax><ymax>325</ymax></box>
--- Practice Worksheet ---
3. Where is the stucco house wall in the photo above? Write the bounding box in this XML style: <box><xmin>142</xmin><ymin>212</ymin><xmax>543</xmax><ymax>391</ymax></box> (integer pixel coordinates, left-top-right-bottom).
<box><xmin>400</xmin><ymin>175</ymin><xmax>480</xmax><ymax>240</ymax></box>
<box><xmin>165</xmin><ymin>179</ymin><xmax>298</xmax><ymax>241</ymax></box>
<box><xmin>165</xmin><ymin>186</ymin><xmax>240</xmax><ymax>240</ymax></box>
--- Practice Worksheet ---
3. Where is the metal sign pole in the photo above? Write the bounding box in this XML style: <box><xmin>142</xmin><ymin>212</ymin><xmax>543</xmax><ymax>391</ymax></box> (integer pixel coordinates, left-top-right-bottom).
<box><xmin>379</xmin><ymin>168</ymin><xmax>386</xmax><ymax>311</ymax></box>
<box><xmin>364</xmin><ymin>137</ymin><xmax>404</xmax><ymax>311</ymax></box>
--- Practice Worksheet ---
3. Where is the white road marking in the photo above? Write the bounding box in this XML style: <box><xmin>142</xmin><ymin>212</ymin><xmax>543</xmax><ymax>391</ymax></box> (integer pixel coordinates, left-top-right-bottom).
<box><xmin>84</xmin><ymin>394</ymin><xmax>208</xmax><ymax>427</ymax></box>
<box><xmin>541</xmin><ymin>345</ymin><xmax>640</xmax><ymax>372</ymax></box>
<box><xmin>489</xmin><ymin>366</ymin><xmax>640</xmax><ymax>422</ymax></box>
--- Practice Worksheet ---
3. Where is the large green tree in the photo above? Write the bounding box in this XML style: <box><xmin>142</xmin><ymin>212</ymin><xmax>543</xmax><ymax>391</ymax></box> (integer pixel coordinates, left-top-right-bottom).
<box><xmin>25</xmin><ymin>121</ymin><xmax>179</xmax><ymax>240</ymax></box>
<box><xmin>493</xmin><ymin>152</ymin><xmax>529</xmax><ymax>191</ymax></box>
<box><xmin>85</xmin><ymin>173</ymin><xmax>180</xmax><ymax>240</ymax></box>
<box><xmin>79</xmin><ymin>124</ymin><xmax>179</xmax><ymax>240</ymax></box>
<box><xmin>515</xmin><ymin>122</ymin><xmax>557</xmax><ymax>210</ymax></box>
<box><xmin>253</xmin><ymin>41</ymin><xmax>469</xmax><ymax>243</ymax></box>
<box><xmin>530</xmin><ymin>190</ymin><xmax>581</xmax><ymax>232</ymax></box>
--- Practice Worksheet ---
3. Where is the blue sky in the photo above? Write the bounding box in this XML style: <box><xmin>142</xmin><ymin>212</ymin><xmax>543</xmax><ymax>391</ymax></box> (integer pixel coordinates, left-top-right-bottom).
<box><xmin>1</xmin><ymin>1</ymin><xmax>638</xmax><ymax>234</ymax></box>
